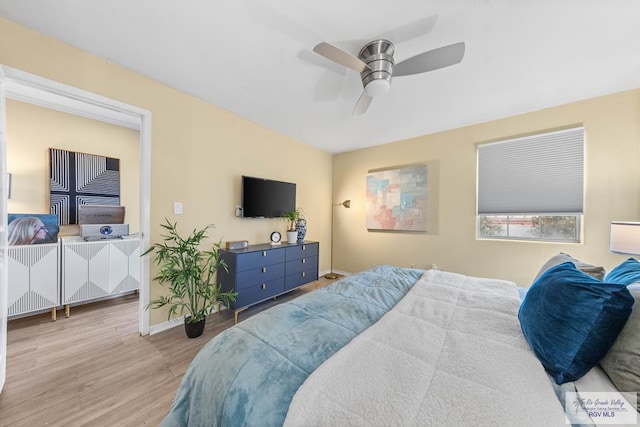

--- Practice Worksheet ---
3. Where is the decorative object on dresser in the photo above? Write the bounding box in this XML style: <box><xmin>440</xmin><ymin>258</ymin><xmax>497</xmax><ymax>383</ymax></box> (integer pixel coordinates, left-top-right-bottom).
<box><xmin>324</xmin><ymin>200</ymin><xmax>350</xmax><ymax>280</ymax></box>
<box><xmin>270</xmin><ymin>231</ymin><xmax>282</xmax><ymax>245</ymax></box>
<box><xmin>283</xmin><ymin>208</ymin><xmax>305</xmax><ymax>244</ymax></box>
<box><xmin>295</xmin><ymin>217</ymin><xmax>307</xmax><ymax>242</ymax></box>
<box><xmin>218</xmin><ymin>241</ymin><xmax>319</xmax><ymax>323</ymax></box>
<box><xmin>226</xmin><ymin>240</ymin><xmax>248</xmax><ymax>250</ymax></box>
<box><xmin>143</xmin><ymin>219</ymin><xmax>237</xmax><ymax>338</ymax></box>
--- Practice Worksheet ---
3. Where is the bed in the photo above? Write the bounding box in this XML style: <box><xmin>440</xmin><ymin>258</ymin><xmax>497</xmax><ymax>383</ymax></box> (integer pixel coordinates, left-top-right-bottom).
<box><xmin>161</xmin><ymin>260</ymin><xmax>639</xmax><ymax>427</ymax></box>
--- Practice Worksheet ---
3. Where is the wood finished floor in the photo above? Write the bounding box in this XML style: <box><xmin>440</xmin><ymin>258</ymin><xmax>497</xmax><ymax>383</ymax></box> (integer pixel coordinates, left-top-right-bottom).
<box><xmin>0</xmin><ymin>276</ymin><xmax>339</xmax><ymax>426</ymax></box>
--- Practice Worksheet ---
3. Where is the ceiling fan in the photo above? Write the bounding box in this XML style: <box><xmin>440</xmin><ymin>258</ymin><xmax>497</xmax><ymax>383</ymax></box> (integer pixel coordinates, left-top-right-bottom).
<box><xmin>313</xmin><ymin>39</ymin><xmax>465</xmax><ymax>116</ymax></box>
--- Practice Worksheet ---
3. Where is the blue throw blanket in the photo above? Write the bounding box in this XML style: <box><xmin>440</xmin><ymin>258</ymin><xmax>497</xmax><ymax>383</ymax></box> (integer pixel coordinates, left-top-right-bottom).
<box><xmin>161</xmin><ymin>265</ymin><xmax>424</xmax><ymax>427</ymax></box>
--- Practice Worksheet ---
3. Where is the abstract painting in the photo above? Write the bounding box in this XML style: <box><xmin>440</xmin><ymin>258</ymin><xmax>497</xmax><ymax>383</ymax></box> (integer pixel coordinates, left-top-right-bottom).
<box><xmin>366</xmin><ymin>164</ymin><xmax>428</xmax><ymax>231</ymax></box>
<box><xmin>49</xmin><ymin>148</ymin><xmax>120</xmax><ymax>225</ymax></box>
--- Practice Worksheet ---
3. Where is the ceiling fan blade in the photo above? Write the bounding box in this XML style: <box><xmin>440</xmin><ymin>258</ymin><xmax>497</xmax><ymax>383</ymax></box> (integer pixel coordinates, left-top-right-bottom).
<box><xmin>378</xmin><ymin>15</ymin><xmax>438</xmax><ymax>44</ymax></box>
<box><xmin>394</xmin><ymin>42</ymin><xmax>465</xmax><ymax>77</ymax></box>
<box><xmin>353</xmin><ymin>91</ymin><xmax>373</xmax><ymax>116</ymax></box>
<box><xmin>313</xmin><ymin>42</ymin><xmax>371</xmax><ymax>73</ymax></box>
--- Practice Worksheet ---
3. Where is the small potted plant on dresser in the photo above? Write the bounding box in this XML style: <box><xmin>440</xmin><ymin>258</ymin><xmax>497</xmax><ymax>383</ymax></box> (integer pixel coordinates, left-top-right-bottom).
<box><xmin>143</xmin><ymin>219</ymin><xmax>237</xmax><ymax>338</ymax></box>
<box><xmin>283</xmin><ymin>208</ymin><xmax>304</xmax><ymax>244</ymax></box>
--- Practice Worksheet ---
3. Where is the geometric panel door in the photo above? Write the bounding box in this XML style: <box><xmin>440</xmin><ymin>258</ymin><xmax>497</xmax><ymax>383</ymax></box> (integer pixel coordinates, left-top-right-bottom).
<box><xmin>62</xmin><ymin>237</ymin><xmax>140</xmax><ymax>305</ymax></box>
<box><xmin>109</xmin><ymin>239</ymin><xmax>140</xmax><ymax>294</ymax></box>
<box><xmin>62</xmin><ymin>240</ymin><xmax>110</xmax><ymax>305</ymax></box>
<box><xmin>7</xmin><ymin>243</ymin><xmax>60</xmax><ymax>316</ymax></box>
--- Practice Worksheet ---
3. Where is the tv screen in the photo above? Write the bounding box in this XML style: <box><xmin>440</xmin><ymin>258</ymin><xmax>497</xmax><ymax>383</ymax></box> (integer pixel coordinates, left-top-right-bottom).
<box><xmin>242</xmin><ymin>176</ymin><xmax>296</xmax><ymax>218</ymax></box>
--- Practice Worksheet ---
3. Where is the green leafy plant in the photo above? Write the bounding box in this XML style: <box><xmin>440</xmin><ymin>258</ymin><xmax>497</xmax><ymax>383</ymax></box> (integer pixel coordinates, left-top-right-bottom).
<box><xmin>143</xmin><ymin>219</ymin><xmax>236</xmax><ymax>323</ymax></box>
<box><xmin>283</xmin><ymin>208</ymin><xmax>305</xmax><ymax>231</ymax></box>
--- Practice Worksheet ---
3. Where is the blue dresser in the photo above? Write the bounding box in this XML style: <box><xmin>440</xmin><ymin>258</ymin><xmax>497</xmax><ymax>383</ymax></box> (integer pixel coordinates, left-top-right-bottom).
<box><xmin>218</xmin><ymin>241</ymin><xmax>319</xmax><ymax>322</ymax></box>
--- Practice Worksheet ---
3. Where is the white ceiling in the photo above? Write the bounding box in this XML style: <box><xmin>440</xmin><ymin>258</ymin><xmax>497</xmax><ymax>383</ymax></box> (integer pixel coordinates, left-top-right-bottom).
<box><xmin>2</xmin><ymin>1</ymin><xmax>640</xmax><ymax>154</ymax></box>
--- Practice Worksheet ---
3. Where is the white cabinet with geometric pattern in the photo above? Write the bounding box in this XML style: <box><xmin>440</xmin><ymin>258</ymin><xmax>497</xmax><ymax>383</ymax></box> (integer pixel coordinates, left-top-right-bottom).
<box><xmin>7</xmin><ymin>243</ymin><xmax>60</xmax><ymax>318</ymax></box>
<box><xmin>61</xmin><ymin>237</ymin><xmax>140</xmax><ymax>308</ymax></box>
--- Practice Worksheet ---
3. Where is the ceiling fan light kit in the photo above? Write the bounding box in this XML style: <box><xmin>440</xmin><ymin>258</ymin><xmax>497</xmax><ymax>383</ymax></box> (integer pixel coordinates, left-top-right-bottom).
<box><xmin>359</xmin><ymin>39</ymin><xmax>394</xmax><ymax>98</ymax></box>
<box><xmin>313</xmin><ymin>32</ymin><xmax>465</xmax><ymax>116</ymax></box>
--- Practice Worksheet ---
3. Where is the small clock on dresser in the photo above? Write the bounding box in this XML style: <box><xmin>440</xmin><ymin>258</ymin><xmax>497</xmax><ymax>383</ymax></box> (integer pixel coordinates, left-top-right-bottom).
<box><xmin>270</xmin><ymin>231</ymin><xmax>282</xmax><ymax>245</ymax></box>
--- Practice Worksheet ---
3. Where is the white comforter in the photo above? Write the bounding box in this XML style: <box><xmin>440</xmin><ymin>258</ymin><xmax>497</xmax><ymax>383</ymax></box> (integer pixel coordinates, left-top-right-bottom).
<box><xmin>284</xmin><ymin>269</ymin><xmax>567</xmax><ymax>426</ymax></box>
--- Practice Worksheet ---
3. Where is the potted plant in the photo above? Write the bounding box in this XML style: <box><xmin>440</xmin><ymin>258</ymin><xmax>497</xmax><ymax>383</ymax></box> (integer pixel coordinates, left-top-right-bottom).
<box><xmin>143</xmin><ymin>219</ymin><xmax>237</xmax><ymax>338</ymax></box>
<box><xmin>283</xmin><ymin>208</ymin><xmax>304</xmax><ymax>243</ymax></box>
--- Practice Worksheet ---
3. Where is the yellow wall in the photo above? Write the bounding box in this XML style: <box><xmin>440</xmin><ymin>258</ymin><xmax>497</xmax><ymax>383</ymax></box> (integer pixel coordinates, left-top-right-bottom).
<box><xmin>6</xmin><ymin>99</ymin><xmax>140</xmax><ymax>235</ymax></box>
<box><xmin>0</xmin><ymin>17</ymin><xmax>333</xmax><ymax>326</ymax></box>
<box><xmin>333</xmin><ymin>90</ymin><xmax>640</xmax><ymax>287</ymax></box>
<box><xmin>3</xmin><ymin>15</ymin><xmax>640</xmax><ymax>326</ymax></box>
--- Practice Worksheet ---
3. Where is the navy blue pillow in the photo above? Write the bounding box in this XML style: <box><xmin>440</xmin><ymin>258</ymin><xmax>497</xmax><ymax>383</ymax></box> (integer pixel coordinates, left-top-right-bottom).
<box><xmin>605</xmin><ymin>257</ymin><xmax>640</xmax><ymax>284</ymax></box>
<box><xmin>518</xmin><ymin>262</ymin><xmax>634</xmax><ymax>384</ymax></box>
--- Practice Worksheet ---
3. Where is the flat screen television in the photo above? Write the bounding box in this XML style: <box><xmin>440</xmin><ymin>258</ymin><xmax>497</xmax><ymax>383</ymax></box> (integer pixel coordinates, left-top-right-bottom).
<box><xmin>242</xmin><ymin>176</ymin><xmax>296</xmax><ymax>218</ymax></box>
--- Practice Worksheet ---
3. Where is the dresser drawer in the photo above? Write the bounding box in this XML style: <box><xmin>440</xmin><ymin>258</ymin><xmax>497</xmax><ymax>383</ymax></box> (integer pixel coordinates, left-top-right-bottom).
<box><xmin>285</xmin><ymin>256</ymin><xmax>318</xmax><ymax>275</ymax></box>
<box><xmin>236</xmin><ymin>248</ymin><xmax>285</xmax><ymax>271</ymax></box>
<box><xmin>236</xmin><ymin>263</ymin><xmax>285</xmax><ymax>291</ymax></box>
<box><xmin>285</xmin><ymin>243</ymin><xmax>318</xmax><ymax>261</ymax></box>
<box><xmin>285</xmin><ymin>269</ymin><xmax>318</xmax><ymax>291</ymax></box>
<box><xmin>234</xmin><ymin>277</ymin><xmax>285</xmax><ymax>309</ymax></box>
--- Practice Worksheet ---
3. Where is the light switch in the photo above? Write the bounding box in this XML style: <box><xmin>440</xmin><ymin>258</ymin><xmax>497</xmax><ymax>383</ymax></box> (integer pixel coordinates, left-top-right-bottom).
<box><xmin>174</xmin><ymin>202</ymin><xmax>183</xmax><ymax>215</ymax></box>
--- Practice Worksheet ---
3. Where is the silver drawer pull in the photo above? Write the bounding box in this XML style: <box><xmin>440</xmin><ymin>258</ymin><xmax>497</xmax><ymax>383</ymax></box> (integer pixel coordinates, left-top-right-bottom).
<box><xmin>262</xmin><ymin>251</ymin><xmax>267</xmax><ymax>257</ymax></box>
<box><xmin>262</xmin><ymin>267</ymin><xmax>267</xmax><ymax>273</ymax></box>
<box><xmin>302</xmin><ymin>245</ymin><xmax>306</xmax><ymax>250</ymax></box>
<box><xmin>302</xmin><ymin>272</ymin><xmax>306</xmax><ymax>277</ymax></box>
<box><xmin>261</xmin><ymin>284</ymin><xmax>266</xmax><ymax>290</ymax></box>
<box><xmin>302</xmin><ymin>258</ymin><xmax>306</xmax><ymax>264</ymax></box>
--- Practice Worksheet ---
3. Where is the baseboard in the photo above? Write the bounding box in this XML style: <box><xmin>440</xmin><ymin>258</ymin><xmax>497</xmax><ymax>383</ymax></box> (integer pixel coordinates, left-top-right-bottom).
<box><xmin>149</xmin><ymin>316</ymin><xmax>184</xmax><ymax>335</ymax></box>
<box><xmin>148</xmin><ymin>304</ymin><xmax>228</xmax><ymax>335</ymax></box>
<box><xmin>332</xmin><ymin>269</ymin><xmax>351</xmax><ymax>277</ymax></box>
<box><xmin>319</xmin><ymin>269</ymin><xmax>351</xmax><ymax>278</ymax></box>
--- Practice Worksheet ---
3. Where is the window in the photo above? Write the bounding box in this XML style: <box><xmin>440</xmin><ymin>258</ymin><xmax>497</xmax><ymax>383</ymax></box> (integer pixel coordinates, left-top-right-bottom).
<box><xmin>477</xmin><ymin>127</ymin><xmax>584</xmax><ymax>242</ymax></box>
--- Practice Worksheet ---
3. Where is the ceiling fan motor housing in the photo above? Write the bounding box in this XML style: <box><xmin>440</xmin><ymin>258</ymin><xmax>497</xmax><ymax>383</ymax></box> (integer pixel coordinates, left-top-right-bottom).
<box><xmin>358</xmin><ymin>39</ymin><xmax>395</xmax><ymax>95</ymax></box>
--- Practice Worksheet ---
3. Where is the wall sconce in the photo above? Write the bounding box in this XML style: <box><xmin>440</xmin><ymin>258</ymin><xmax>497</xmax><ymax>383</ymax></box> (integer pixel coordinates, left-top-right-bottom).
<box><xmin>6</xmin><ymin>173</ymin><xmax>11</xmax><ymax>199</ymax></box>
<box><xmin>325</xmin><ymin>200</ymin><xmax>351</xmax><ymax>280</ymax></box>
<box><xmin>610</xmin><ymin>221</ymin><xmax>640</xmax><ymax>255</ymax></box>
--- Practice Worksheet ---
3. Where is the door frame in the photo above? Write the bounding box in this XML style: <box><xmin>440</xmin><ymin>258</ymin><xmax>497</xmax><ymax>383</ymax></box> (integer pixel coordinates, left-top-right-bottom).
<box><xmin>0</xmin><ymin>65</ymin><xmax>152</xmax><ymax>341</ymax></box>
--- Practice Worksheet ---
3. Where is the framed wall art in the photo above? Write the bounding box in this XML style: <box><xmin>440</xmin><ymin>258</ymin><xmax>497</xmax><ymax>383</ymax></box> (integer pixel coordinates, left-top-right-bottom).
<box><xmin>366</xmin><ymin>164</ymin><xmax>428</xmax><ymax>232</ymax></box>
<box><xmin>49</xmin><ymin>148</ymin><xmax>120</xmax><ymax>225</ymax></box>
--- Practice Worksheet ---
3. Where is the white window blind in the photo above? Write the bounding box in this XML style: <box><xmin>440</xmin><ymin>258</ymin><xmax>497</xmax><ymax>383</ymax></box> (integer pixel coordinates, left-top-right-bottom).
<box><xmin>477</xmin><ymin>127</ymin><xmax>584</xmax><ymax>215</ymax></box>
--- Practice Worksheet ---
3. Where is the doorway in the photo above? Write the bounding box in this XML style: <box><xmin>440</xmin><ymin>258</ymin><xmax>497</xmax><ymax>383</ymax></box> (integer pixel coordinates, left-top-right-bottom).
<box><xmin>0</xmin><ymin>65</ymin><xmax>152</xmax><ymax>393</ymax></box>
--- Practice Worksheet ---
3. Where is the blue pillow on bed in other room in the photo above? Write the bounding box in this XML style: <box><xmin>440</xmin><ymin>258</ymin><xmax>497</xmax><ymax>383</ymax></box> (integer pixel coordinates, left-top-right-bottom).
<box><xmin>518</xmin><ymin>261</ymin><xmax>634</xmax><ymax>384</ymax></box>
<box><xmin>605</xmin><ymin>257</ymin><xmax>640</xmax><ymax>284</ymax></box>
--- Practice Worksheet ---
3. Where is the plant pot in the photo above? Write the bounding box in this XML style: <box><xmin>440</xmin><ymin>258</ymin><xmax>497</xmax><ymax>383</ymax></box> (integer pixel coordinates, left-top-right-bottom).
<box><xmin>184</xmin><ymin>317</ymin><xmax>206</xmax><ymax>338</ymax></box>
<box><xmin>286</xmin><ymin>230</ymin><xmax>298</xmax><ymax>244</ymax></box>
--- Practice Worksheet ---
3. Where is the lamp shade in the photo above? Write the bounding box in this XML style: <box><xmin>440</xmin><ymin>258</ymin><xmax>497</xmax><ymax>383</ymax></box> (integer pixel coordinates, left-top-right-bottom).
<box><xmin>610</xmin><ymin>221</ymin><xmax>640</xmax><ymax>255</ymax></box>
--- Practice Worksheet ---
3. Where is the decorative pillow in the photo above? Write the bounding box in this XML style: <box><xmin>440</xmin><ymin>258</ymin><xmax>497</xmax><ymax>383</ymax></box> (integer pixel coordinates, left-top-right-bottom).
<box><xmin>605</xmin><ymin>257</ymin><xmax>640</xmax><ymax>284</ymax></box>
<box><xmin>600</xmin><ymin>258</ymin><xmax>640</xmax><ymax>411</ymax></box>
<box><xmin>519</xmin><ymin>262</ymin><xmax>634</xmax><ymax>384</ymax></box>
<box><xmin>534</xmin><ymin>252</ymin><xmax>605</xmax><ymax>281</ymax></box>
